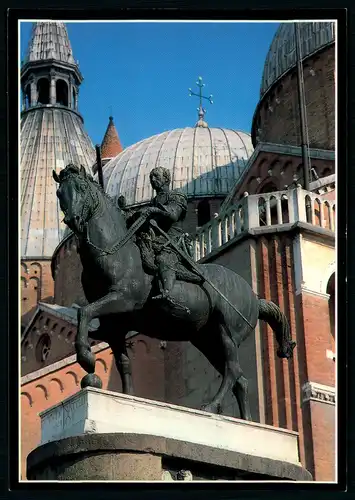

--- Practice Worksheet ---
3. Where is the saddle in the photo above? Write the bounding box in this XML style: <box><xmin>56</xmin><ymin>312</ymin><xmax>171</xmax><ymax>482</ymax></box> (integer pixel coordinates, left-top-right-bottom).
<box><xmin>136</xmin><ymin>230</ymin><xmax>202</xmax><ymax>284</ymax></box>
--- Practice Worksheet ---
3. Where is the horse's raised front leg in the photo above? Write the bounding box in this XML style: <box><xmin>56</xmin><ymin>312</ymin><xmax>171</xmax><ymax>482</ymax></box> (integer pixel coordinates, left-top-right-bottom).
<box><xmin>76</xmin><ymin>291</ymin><xmax>135</xmax><ymax>375</ymax></box>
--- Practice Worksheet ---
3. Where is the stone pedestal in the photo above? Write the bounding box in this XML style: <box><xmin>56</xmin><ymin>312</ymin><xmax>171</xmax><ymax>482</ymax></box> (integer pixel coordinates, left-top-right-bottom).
<box><xmin>27</xmin><ymin>388</ymin><xmax>312</xmax><ymax>481</ymax></box>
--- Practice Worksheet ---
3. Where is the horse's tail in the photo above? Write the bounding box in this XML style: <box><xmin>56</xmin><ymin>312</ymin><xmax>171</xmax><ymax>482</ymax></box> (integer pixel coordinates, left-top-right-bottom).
<box><xmin>258</xmin><ymin>299</ymin><xmax>296</xmax><ymax>359</ymax></box>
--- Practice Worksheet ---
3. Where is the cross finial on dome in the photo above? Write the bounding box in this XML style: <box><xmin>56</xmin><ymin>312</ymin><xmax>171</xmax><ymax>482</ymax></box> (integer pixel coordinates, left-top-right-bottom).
<box><xmin>188</xmin><ymin>76</ymin><xmax>213</xmax><ymax>128</ymax></box>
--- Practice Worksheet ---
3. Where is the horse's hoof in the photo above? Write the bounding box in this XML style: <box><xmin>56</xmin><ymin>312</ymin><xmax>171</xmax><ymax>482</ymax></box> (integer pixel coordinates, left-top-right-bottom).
<box><xmin>77</xmin><ymin>347</ymin><xmax>96</xmax><ymax>374</ymax></box>
<box><xmin>200</xmin><ymin>402</ymin><xmax>222</xmax><ymax>414</ymax></box>
<box><xmin>81</xmin><ymin>373</ymin><xmax>103</xmax><ymax>389</ymax></box>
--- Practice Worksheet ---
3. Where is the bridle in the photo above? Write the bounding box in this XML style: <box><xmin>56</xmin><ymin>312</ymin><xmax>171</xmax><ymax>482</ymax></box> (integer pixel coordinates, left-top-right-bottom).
<box><xmin>61</xmin><ymin>175</ymin><xmax>100</xmax><ymax>230</ymax></box>
<box><xmin>61</xmin><ymin>174</ymin><xmax>147</xmax><ymax>256</ymax></box>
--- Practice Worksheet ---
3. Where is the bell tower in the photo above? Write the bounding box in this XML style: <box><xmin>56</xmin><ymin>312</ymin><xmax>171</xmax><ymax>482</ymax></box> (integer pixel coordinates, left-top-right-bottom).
<box><xmin>21</xmin><ymin>22</ymin><xmax>82</xmax><ymax>112</ymax></box>
<box><xmin>20</xmin><ymin>22</ymin><xmax>95</xmax><ymax>327</ymax></box>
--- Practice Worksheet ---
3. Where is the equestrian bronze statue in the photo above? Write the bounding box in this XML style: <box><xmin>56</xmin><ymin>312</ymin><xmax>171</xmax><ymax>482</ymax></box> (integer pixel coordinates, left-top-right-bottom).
<box><xmin>53</xmin><ymin>164</ymin><xmax>296</xmax><ymax>419</ymax></box>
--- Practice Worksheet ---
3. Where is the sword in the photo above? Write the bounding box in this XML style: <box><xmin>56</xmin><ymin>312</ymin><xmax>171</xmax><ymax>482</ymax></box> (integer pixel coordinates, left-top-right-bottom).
<box><xmin>149</xmin><ymin>219</ymin><xmax>254</xmax><ymax>329</ymax></box>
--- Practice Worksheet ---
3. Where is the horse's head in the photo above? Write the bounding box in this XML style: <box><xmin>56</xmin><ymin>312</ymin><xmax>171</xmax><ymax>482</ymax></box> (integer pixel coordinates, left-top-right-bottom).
<box><xmin>53</xmin><ymin>164</ymin><xmax>95</xmax><ymax>233</ymax></box>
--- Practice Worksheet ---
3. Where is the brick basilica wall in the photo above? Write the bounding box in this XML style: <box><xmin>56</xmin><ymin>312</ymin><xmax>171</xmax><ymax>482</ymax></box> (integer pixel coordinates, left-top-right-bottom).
<box><xmin>22</xmin><ymin>229</ymin><xmax>335</xmax><ymax>481</ymax></box>
<box><xmin>163</xmin><ymin>231</ymin><xmax>335</xmax><ymax>481</ymax></box>
<box><xmin>252</xmin><ymin>45</ymin><xmax>335</xmax><ymax>150</ymax></box>
<box><xmin>21</xmin><ymin>259</ymin><xmax>54</xmax><ymax>327</ymax></box>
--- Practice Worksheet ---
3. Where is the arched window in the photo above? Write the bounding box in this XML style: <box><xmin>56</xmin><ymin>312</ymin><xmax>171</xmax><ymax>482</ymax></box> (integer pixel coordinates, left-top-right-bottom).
<box><xmin>37</xmin><ymin>78</ymin><xmax>50</xmax><ymax>105</ymax></box>
<box><xmin>197</xmin><ymin>199</ymin><xmax>211</xmax><ymax>227</ymax></box>
<box><xmin>258</xmin><ymin>181</ymin><xmax>277</xmax><ymax>194</ymax></box>
<box><xmin>36</xmin><ymin>334</ymin><xmax>51</xmax><ymax>363</ymax></box>
<box><xmin>327</xmin><ymin>273</ymin><xmax>335</xmax><ymax>340</ymax></box>
<box><xmin>56</xmin><ymin>79</ymin><xmax>69</xmax><ymax>106</ymax></box>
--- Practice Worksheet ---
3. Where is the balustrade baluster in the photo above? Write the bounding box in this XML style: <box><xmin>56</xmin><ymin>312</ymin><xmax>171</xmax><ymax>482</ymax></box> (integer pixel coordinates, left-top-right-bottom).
<box><xmin>265</xmin><ymin>198</ymin><xmax>271</xmax><ymax>226</ymax></box>
<box><xmin>276</xmin><ymin>196</ymin><xmax>283</xmax><ymax>224</ymax></box>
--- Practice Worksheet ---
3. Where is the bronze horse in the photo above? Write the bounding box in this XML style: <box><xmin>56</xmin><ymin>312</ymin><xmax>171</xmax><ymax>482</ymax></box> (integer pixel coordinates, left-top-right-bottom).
<box><xmin>53</xmin><ymin>164</ymin><xmax>296</xmax><ymax>419</ymax></box>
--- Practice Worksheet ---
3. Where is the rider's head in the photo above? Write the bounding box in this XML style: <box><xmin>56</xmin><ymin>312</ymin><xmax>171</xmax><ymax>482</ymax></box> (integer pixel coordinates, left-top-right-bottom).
<box><xmin>150</xmin><ymin>167</ymin><xmax>171</xmax><ymax>191</ymax></box>
<box><xmin>117</xmin><ymin>195</ymin><xmax>127</xmax><ymax>209</ymax></box>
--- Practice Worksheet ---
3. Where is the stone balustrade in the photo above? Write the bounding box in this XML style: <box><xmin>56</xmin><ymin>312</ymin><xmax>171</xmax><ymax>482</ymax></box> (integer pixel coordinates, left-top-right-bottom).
<box><xmin>194</xmin><ymin>187</ymin><xmax>336</xmax><ymax>261</ymax></box>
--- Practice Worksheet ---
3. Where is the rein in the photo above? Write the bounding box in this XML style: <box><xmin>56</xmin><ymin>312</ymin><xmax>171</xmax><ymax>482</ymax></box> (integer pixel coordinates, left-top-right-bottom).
<box><xmin>85</xmin><ymin>214</ymin><xmax>148</xmax><ymax>255</ymax></box>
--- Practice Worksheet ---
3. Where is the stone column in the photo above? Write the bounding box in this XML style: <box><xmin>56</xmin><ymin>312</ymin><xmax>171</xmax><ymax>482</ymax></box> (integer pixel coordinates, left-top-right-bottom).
<box><xmin>30</xmin><ymin>77</ymin><xmax>37</xmax><ymax>106</ymax></box>
<box><xmin>50</xmin><ymin>70</ymin><xmax>56</xmax><ymax>104</ymax></box>
<box><xmin>244</xmin><ymin>194</ymin><xmax>260</xmax><ymax>229</ymax></box>
<box><xmin>22</xmin><ymin>89</ymin><xmax>26</xmax><ymax>111</ymax></box>
<box><xmin>68</xmin><ymin>76</ymin><xmax>74</xmax><ymax>108</ymax></box>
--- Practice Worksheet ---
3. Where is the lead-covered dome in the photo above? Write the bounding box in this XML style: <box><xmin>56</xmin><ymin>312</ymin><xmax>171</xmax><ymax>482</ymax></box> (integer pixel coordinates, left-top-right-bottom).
<box><xmin>102</xmin><ymin>127</ymin><xmax>253</xmax><ymax>206</ymax></box>
<box><xmin>261</xmin><ymin>22</ymin><xmax>335</xmax><ymax>98</ymax></box>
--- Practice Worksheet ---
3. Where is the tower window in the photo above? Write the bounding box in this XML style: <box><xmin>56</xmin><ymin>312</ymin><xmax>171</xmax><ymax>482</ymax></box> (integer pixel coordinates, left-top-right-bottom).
<box><xmin>37</xmin><ymin>78</ymin><xmax>50</xmax><ymax>105</ymax></box>
<box><xmin>56</xmin><ymin>79</ymin><xmax>68</xmax><ymax>106</ymax></box>
<box><xmin>72</xmin><ymin>88</ymin><xmax>76</xmax><ymax>109</ymax></box>
<box><xmin>197</xmin><ymin>199</ymin><xmax>211</xmax><ymax>227</ymax></box>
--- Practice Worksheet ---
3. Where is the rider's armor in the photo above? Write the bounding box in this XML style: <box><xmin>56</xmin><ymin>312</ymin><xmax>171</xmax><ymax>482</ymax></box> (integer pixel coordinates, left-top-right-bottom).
<box><xmin>128</xmin><ymin>190</ymin><xmax>201</xmax><ymax>291</ymax></box>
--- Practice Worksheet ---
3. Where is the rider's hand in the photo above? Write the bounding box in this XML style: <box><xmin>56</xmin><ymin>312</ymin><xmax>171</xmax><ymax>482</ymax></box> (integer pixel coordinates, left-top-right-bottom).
<box><xmin>141</xmin><ymin>207</ymin><xmax>158</xmax><ymax>217</ymax></box>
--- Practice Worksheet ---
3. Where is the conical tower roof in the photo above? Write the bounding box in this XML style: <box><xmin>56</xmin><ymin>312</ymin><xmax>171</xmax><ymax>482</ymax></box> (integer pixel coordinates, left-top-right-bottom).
<box><xmin>21</xmin><ymin>22</ymin><xmax>95</xmax><ymax>258</ymax></box>
<box><xmin>101</xmin><ymin>116</ymin><xmax>123</xmax><ymax>159</ymax></box>
<box><xmin>24</xmin><ymin>22</ymin><xmax>76</xmax><ymax>65</ymax></box>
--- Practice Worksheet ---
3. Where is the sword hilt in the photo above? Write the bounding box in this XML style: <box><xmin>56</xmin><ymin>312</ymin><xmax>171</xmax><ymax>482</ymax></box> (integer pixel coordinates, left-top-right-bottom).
<box><xmin>150</xmin><ymin>219</ymin><xmax>158</xmax><ymax>227</ymax></box>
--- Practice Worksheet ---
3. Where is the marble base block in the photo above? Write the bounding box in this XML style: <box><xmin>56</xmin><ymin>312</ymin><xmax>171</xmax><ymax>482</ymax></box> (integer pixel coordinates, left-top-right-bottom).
<box><xmin>27</xmin><ymin>388</ymin><xmax>313</xmax><ymax>481</ymax></box>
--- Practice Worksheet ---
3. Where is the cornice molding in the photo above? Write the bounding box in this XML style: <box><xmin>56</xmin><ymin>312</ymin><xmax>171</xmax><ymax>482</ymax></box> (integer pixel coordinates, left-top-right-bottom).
<box><xmin>296</xmin><ymin>286</ymin><xmax>331</xmax><ymax>299</ymax></box>
<box><xmin>302</xmin><ymin>381</ymin><xmax>335</xmax><ymax>405</ymax></box>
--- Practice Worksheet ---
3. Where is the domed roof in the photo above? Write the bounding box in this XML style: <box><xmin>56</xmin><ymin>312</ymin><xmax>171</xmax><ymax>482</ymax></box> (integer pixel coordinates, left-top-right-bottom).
<box><xmin>261</xmin><ymin>22</ymin><xmax>335</xmax><ymax>98</ymax></box>
<box><xmin>102</xmin><ymin>127</ymin><xmax>253</xmax><ymax>206</ymax></box>
<box><xmin>21</xmin><ymin>107</ymin><xmax>95</xmax><ymax>258</ymax></box>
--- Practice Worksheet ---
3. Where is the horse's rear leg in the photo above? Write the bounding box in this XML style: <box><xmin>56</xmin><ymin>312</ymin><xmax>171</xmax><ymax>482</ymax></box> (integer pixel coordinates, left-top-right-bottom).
<box><xmin>233</xmin><ymin>374</ymin><xmax>252</xmax><ymax>421</ymax></box>
<box><xmin>192</xmin><ymin>319</ymin><xmax>239</xmax><ymax>415</ymax></box>
<box><xmin>110</xmin><ymin>336</ymin><xmax>134</xmax><ymax>395</ymax></box>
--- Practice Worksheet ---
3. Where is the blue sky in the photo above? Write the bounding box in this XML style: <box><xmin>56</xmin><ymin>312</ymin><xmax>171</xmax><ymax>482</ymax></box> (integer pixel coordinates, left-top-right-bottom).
<box><xmin>20</xmin><ymin>21</ymin><xmax>279</xmax><ymax>148</ymax></box>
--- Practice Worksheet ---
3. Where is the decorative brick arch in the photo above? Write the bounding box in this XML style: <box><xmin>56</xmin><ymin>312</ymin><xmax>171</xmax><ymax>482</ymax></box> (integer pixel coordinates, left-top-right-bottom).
<box><xmin>66</xmin><ymin>371</ymin><xmax>79</xmax><ymax>386</ymax></box>
<box><xmin>256</xmin><ymin>177</ymin><xmax>280</xmax><ymax>194</ymax></box>
<box><xmin>96</xmin><ymin>358</ymin><xmax>108</xmax><ymax>373</ymax></box>
<box><xmin>30</xmin><ymin>262</ymin><xmax>42</xmax><ymax>276</ymax></box>
<box><xmin>35</xmin><ymin>384</ymin><xmax>49</xmax><ymax>401</ymax></box>
<box><xmin>21</xmin><ymin>391</ymin><xmax>33</xmax><ymax>407</ymax></box>
<box><xmin>49</xmin><ymin>377</ymin><xmax>64</xmax><ymax>393</ymax></box>
<box><xmin>136</xmin><ymin>339</ymin><xmax>150</xmax><ymax>354</ymax></box>
<box><xmin>246</xmin><ymin>176</ymin><xmax>258</xmax><ymax>194</ymax></box>
<box><xmin>256</xmin><ymin>158</ymin><xmax>267</xmax><ymax>179</ymax></box>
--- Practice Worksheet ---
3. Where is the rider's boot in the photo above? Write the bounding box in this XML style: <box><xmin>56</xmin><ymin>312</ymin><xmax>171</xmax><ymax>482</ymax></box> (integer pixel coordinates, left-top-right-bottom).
<box><xmin>152</xmin><ymin>267</ymin><xmax>190</xmax><ymax>313</ymax></box>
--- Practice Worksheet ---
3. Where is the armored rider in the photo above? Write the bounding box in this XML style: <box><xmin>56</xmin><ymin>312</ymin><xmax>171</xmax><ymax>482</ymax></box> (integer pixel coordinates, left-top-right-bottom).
<box><xmin>129</xmin><ymin>167</ymin><xmax>195</xmax><ymax>304</ymax></box>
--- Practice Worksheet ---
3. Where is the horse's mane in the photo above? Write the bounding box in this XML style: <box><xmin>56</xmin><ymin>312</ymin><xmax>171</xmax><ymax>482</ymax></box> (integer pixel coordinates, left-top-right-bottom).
<box><xmin>60</xmin><ymin>163</ymin><xmax>119</xmax><ymax>210</ymax></box>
